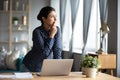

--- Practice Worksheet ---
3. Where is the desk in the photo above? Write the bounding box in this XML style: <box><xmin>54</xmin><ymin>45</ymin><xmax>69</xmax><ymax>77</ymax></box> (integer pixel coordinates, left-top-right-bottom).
<box><xmin>0</xmin><ymin>72</ymin><xmax>120</xmax><ymax>80</ymax></box>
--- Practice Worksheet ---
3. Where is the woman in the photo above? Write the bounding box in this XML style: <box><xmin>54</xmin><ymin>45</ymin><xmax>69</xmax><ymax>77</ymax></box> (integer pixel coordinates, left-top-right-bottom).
<box><xmin>22</xmin><ymin>6</ymin><xmax>62</xmax><ymax>72</ymax></box>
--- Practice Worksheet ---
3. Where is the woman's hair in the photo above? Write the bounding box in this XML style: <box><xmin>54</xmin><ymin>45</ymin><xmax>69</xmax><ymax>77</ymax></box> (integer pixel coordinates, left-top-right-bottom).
<box><xmin>37</xmin><ymin>6</ymin><xmax>55</xmax><ymax>23</ymax></box>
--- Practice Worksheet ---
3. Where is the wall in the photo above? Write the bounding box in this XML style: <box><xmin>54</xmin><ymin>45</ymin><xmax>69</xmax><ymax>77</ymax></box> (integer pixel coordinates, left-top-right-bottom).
<box><xmin>29</xmin><ymin>0</ymin><xmax>50</xmax><ymax>47</ymax></box>
<box><xmin>108</xmin><ymin>0</ymin><xmax>120</xmax><ymax>77</ymax></box>
<box><xmin>108</xmin><ymin>0</ymin><xmax>117</xmax><ymax>54</ymax></box>
<box><xmin>108</xmin><ymin>0</ymin><xmax>117</xmax><ymax>76</ymax></box>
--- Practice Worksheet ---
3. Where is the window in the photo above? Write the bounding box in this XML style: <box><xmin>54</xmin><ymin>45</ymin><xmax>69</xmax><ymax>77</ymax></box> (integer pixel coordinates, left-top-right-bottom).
<box><xmin>85</xmin><ymin>0</ymin><xmax>101</xmax><ymax>52</ymax></box>
<box><xmin>72</xmin><ymin>0</ymin><xmax>83</xmax><ymax>53</ymax></box>
<box><xmin>50</xmin><ymin>0</ymin><xmax>101</xmax><ymax>53</ymax></box>
<box><xmin>72</xmin><ymin>0</ymin><xmax>101</xmax><ymax>53</ymax></box>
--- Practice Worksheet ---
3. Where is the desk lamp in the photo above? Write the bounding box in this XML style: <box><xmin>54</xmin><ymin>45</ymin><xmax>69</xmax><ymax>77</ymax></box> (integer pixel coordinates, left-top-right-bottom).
<box><xmin>96</xmin><ymin>21</ymin><xmax>110</xmax><ymax>54</ymax></box>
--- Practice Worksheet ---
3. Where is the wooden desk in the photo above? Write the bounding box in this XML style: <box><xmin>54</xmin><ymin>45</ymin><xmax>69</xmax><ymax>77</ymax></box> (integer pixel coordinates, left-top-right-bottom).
<box><xmin>0</xmin><ymin>72</ymin><xmax>120</xmax><ymax>80</ymax></box>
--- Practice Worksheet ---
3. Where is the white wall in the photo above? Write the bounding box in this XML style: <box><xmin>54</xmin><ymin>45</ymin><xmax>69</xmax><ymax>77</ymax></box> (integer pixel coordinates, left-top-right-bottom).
<box><xmin>29</xmin><ymin>0</ymin><xmax>50</xmax><ymax>47</ymax></box>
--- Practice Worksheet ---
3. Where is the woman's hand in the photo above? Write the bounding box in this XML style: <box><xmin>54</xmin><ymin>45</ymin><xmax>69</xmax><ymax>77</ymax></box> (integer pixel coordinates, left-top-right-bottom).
<box><xmin>49</xmin><ymin>22</ymin><xmax>57</xmax><ymax>38</ymax></box>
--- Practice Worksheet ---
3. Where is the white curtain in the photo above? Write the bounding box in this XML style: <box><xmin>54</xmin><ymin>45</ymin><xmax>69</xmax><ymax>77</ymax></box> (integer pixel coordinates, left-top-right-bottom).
<box><xmin>50</xmin><ymin>0</ymin><xmax>81</xmax><ymax>57</ymax></box>
<box><xmin>60</xmin><ymin>0</ymin><xmax>81</xmax><ymax>57</ymax></box>
<box><xmin>50</xmin><ymin>0</ymin><xmax>99</xmax><ymax>56</ymax></box>
<box><xmin>69</xmin><ymin>0</ymin><xmax>80</xmax><ymax>55</ymax></box>
<box><xmin>82</xmin><ymin>0</ymin><xmax>93</xmax><ymax>55</ymax></box>
<box><xmin>86</xmin><ymin>0</ymin><xmax>101</xmax><ymax>53</ymax></box>
<box><xmin>99</xmin><ymin>0</ymin><xmax>108</xmax><ymax>52</ymax></box>
<box><xmin>50</xmin><ymin>0</ymin><xmax>72</xmax><ymax>53</ymax></box>
<box><xmin>60</xmin><ymin>0</ymin><xmax>72</xmax><ymax>54</ymax></box>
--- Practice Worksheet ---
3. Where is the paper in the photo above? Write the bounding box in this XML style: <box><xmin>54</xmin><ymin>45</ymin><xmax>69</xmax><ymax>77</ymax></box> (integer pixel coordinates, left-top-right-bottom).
<box><xmin>0</xmin><ymin>72</ymin><xmax>33</xmax><ymax>79</ymax></box>
<box><xmin>0</xmin><ymin>75</ymin><xmax>15</xmax><ymax>78</ymax></box>
<box><xmin>14</xmin><ymin>72</ymin><xmax>33</xmax><ymax>78</ymax></box>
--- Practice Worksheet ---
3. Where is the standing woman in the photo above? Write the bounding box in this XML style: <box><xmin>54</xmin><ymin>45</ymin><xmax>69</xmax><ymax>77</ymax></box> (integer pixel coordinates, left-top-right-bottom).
<box><xmin>22</xmin><ymin>6</ymin><xmax>62</xmax><ymax>72</ymax></box>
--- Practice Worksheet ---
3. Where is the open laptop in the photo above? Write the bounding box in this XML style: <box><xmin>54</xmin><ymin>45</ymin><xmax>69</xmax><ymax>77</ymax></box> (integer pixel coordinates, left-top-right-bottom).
<box><xmin>37</xmin><ymin>59</ymin><xmax>73</xmax><ymax>76</ymax></box>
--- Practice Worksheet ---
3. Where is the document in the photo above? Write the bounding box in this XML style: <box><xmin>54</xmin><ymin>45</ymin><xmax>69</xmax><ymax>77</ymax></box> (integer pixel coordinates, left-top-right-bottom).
<box><xmin>0</xmin><ymin>75</ymin><xmax>15</xmax><ymax>78</ymax></box>
<box><xmin>14</xmin><ymin>72</ymin><xmax>33</xmax><ymax>78</ymax></box>
<box><xmin>0</xmin><ymin>72</ymin><xmax>33</xmax><ymax>79</ymax></box>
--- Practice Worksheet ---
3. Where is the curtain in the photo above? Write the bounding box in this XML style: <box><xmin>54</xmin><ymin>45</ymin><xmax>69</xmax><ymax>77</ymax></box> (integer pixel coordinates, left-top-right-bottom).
<box><xmin>50</xmin><ymin>0</ymin><xmax>96</xmax><ymax>56</ymax></box>
<box><xmin>82</xmin><ymin>0</ymin><xmax>93</xmax><ymax>55</ymax></box>
<box><xmin>69</xmin><ymin>0</ymin><xmax>80</xmax><ymax>56</ymax></box>
<box><xmin>60</xmin><ymin>0</ymin><xmax>72</xmax><ymax>54</ymax></box>
<box><xmin>99</xmin><ymin>0</ymin><xmax>108</xmax><ymax>52</ymax></box>
<box><xmin>50</xmin><ymin>0</ymin><xmax>72</xmax><ymax>52</ymax></box>
<box><xmin>50</xmin><ymin>0</ymin><xmax>80</xmax><ymax>58</ymax></box>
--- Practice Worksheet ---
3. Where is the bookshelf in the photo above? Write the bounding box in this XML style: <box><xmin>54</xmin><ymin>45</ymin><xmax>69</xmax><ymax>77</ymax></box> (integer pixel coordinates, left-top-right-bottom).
<box><xmin>0</xmin><ymin>0</ymin><xmax>30</xmax><ymax>53</ymax></box>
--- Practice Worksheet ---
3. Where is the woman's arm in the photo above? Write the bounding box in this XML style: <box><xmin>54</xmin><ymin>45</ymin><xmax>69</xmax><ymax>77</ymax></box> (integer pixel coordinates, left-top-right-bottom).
<box><xmin>52</xmin><ymin>27</ymin><xmax>62</xmax><ymax>59</ymax></box>
<box><xmin>32</xmin><ymin>28</ymin><xmax>54</xmax><ymax>58</ymax></box>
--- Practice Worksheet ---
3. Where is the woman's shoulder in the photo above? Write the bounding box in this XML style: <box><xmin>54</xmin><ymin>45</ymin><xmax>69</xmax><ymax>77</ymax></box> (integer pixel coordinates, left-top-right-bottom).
<box><xmin>33</xmin><ymin>26</ymin><xmax>43</xmax><ymax>32</ymax></box>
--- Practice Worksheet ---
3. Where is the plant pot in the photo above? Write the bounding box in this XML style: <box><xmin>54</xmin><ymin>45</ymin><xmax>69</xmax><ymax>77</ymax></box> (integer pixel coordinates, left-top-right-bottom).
<box><xmin>13</xmin><ymin>20</ymin><xmax>18</xmax><ymax>25</ymax></box>
<box><xmin>84</xmin><ymin>68</ymin><xmax>98</xmax><ymax>78</ymax></box>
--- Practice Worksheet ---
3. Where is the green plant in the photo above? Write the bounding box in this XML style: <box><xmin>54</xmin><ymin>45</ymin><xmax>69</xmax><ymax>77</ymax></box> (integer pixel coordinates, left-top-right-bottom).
<box><xmin>12</xmin><ymin>17</ymin><xmax>19</xmax><ymax>21</ymax></box>
<box><xmin>81</xmin><ymin>55</ymin><xmax>100</xmax><ymax>68</ymax></box>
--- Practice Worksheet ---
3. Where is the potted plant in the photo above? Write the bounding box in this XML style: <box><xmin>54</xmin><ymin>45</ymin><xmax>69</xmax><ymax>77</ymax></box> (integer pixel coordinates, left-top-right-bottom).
<box><xmin>12</xmin><ymin>17</ymin><xmax>19</xmax><ymax>25</ymax></box>
<box><xmin>81</xmin><ymin>54</ymin><xmax>100</xmax><ymax>78</ymax></box>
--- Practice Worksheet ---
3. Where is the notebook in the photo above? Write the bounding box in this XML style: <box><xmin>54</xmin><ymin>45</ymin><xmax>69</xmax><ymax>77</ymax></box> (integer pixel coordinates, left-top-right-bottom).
<box><xmin>37</xmin><ymin>59</ymin><xmax>73</xmax><ymax>76</ymax></box>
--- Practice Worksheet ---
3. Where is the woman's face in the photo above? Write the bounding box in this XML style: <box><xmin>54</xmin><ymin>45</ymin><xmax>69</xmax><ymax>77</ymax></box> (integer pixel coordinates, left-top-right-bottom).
<box><xmin>42</xmin><ymin>11</ymin><xmax>57</xmax><ymax>29</ymax></box>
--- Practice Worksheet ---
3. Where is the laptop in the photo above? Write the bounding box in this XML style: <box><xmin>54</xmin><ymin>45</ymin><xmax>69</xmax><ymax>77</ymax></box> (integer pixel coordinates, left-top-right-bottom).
<box><xmin>37</xmin><ymin>59</ymin><xmax>73</xmax><ymax>76</ymax></box>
